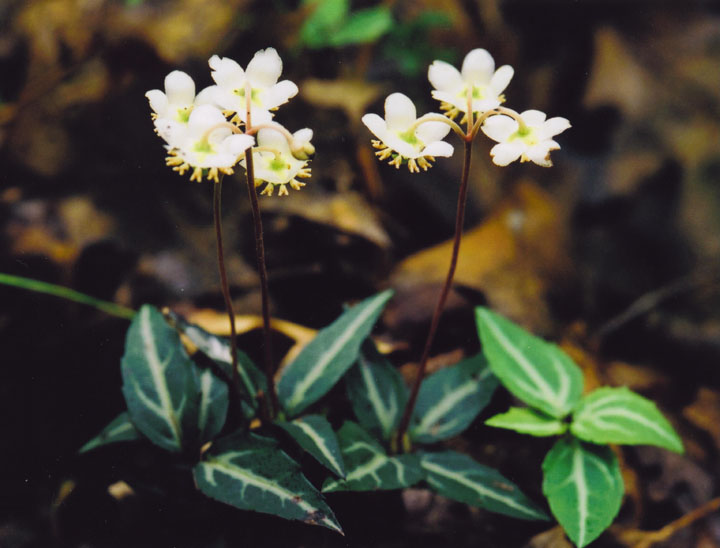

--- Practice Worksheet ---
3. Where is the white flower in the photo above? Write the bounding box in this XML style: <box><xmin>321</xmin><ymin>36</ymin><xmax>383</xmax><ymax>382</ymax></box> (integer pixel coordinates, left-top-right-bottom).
<box><xmin>245</xmin><ymin>127</ymin><xmax>312</xmax><ymax>196</ymax></box>
<box><xmin>428</xmin><ymin>49</ymin><xmax>514</xmax><ymax>118</ymax></box>
<box><xmin>361</xmin><ymin>93</ymin><xmax>453</xmax><ymax>172</ymax></box>
<box><xmin>481</xmin><ymin>109</ymin><xmax>571</xmax><ymax>167</ymax></box>
<box><xmin>163</xmin><ymin>104</ymin><xmax>255</xmax><ymax>182</ymax></box>
<box><xmin>209</xmin><ymin>48</ymin><xmax>299</xmax><ymax>125</ymax></box>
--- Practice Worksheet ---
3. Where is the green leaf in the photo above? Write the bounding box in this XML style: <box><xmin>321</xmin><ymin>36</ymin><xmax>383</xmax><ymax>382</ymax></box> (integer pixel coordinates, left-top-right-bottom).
<box><xmin>542</xmin><ymin>437</ymin><xmax>624</xmax><ymax>548</ymax></box>
<box><xmin>485</xmin><ymin>407</ymin><xmax>567</xmax><ymax>437</ymax></box>
<box><xmin>166</xmin><ymin>310</ymin><xmax>266</xmax><ymax>414</ymax></box>
<box><xmin>194</xmin><ymin>433</ymin><xmax>342</xmax><ymax>533</ymax></box>
<box><xmin>420</xmin><ymin>451</ymin><xmax>548</xmax><ymax>521</ymax></box>
<box><xmin>299</xmin><ymin>0</ymin><xmax>349</xmax><ymax>48</ymax></box>
<box><xmin>570</xmin><ymin>387</ymin><xmax>683</xmax><ymax>453</ymax></box>
<box><xmin>277</xmin><ymin>415</ymin><xmax>346</xmax><ymax>478</ymax></box>
<box><xmin>121</xmin><ymin>305</ymin><xmax>198</xmax><ymax>452</ymax></box>
<box><xmin>329</xmin><ymin>6</ymin><xmax>393</xmax><ymax>46</ymax></box>
<box><xmin>322</xmin><ymin>422</ymin><xmax>423</xmax><ymax>493</ymax></box>
<box><xmin>345</xmin><ymin>339</ymin><xmax>407</xmax><ymax>441</ymax></box>
<box><xmin>79</xmin><ymin>412</ymin><xmax>141</xmax><ymax>453</ymax></box>
<box><xmin>193</xmin><ymin>365</ymin><xmax>229</xmax><ymax>444</ymax></box>
<box><xmin>278</xmin><ymin>290</ymin><xmax>393</xmax><ymax>417</ymax></box>
<box><xmin>410</xmin><ymin>354</ymin><xmax>498</xmax><ymax>443</ymax></box>
<box><xmin>475</xmin><ymin>307</ymin><xmax>584</xmax><ymax>418</ymax></box>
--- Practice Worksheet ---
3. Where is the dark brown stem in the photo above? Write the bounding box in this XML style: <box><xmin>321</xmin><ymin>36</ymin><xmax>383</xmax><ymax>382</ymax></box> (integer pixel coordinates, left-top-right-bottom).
<box><xmin>213</xmin><ymin>178</ymin><xmax>243</xmax><ymax>413</ymax></box>
<box><xmin>394</xmin><ymin>137</ymin><xmax>474</xmax><ymax>449</ymax></box>
<box><xmin>244</xmin><ymin>148</ymin><xmax>278</xmax><ymax>420</ymax></box>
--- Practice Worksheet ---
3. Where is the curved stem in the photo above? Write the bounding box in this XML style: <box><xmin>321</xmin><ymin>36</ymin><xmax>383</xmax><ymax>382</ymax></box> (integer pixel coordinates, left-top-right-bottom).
<box><xmin>470</xmin><ymin>106</ymin><xmax>527</xmax><ymax>138</ymax></box>
<box><xmin>394</xmin><ymin>137</ymin><xmax>474</xmax><ymax>449</ymax></box>
<box><xmin>213</xmin><ymin>178</ymin><xmax>244</xmax><ymax>416</ymax></box>
<box><xmin>408</xmin><ymin>113</ymin><xmax>465</xmax><ymax>139</ymax></box>
<box><xmin>244</xmin><ymin>146</ymin><xmax>279</xmax><ymax>420</ymax></box>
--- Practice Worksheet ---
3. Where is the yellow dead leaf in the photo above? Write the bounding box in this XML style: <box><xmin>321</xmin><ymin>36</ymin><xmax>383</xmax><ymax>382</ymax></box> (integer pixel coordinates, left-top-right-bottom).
<box><xmin>301</xmin><ymin>78</ymin><xmax>385</xmax><ymax>123</ymax></box>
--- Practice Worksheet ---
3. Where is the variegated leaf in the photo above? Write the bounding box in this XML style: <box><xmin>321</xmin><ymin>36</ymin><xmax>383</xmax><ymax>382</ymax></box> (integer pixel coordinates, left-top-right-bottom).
<box><xmin>410</xmin><ymin>354</ymin><xmax>498</xmax><ymax>443</ymax></box>
<box><xmin>571</xmin><ymin>387</ymin><xmax>683</xmax><ymax>453</ymax></box>
<box><xmin>345</xmin><ymin>339</ymin><xmax>407</xmax><ymax>440</ymax></box>
<box><xmin>193</xmin><ymin>365</ymin><xmax>228</xmax><ymax>444</ymax></box>
<box><xmin>79</xmin><ymin>412</ymin><xmax>141</xmax><ymax>453</ymax></box>
<box><xmin>194</xmin><ymin>433</ymin><xmax>342</xmax><ymax>533</ymax></box>
<box><xmin>278</xmin><ymin>290</ymin><xmax>393</xmax><ymax>417</ymax></box>
<box><xmin>476</xmin><ymin>307</ymin><xmax>583</xmax><ymax>418</ymax></box>
<box><xmin>542</xmin><ymin>437</ymin><xmax>624</xmax><ymax>547</ymax></box>
<box><xmin>121</xmin><ymin>305</ymin><xmax>197</xmax><ymax>452</ymax></box>
<box><xmin>485</xmin><ymin>407</ymin><xmax>567</xmax><ymax>437</ymax></box>
<box><xmin>322</xmin><ymin>421</ymin><xmax>423</xmax><ymax>493</ymax></box>
<box><xmin>421</xmin><ymin>451</ymin><xmax>548</xmax><ymax>521</ymax></box>
<box><xmin>277</xmin><ymin>415</ymin><xmax>346</xmax><ymax>477</ymax></box>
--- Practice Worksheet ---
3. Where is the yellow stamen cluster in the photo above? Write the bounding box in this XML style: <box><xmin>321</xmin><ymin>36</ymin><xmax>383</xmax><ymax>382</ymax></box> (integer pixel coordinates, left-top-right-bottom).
<box><xmin>255</xmin><ymin>167</ymin><xmax>311</xmax><ymax>197</ymax></box>
<box><xmin>371</xmin><ymin>140</ymin><xmax>435</xmax><ymax>173</ymax></box>
<box><xmin>166</xmin><ymin>152</ymin><xmax>233</xmax><ymax>183</ymax></box>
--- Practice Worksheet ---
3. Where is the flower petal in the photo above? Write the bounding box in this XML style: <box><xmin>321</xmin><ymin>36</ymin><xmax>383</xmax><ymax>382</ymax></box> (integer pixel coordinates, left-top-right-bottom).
<box><xmin>461</xmin><ymin>49</ymin><xmax>495</xmax><ymax>84</ymax></box>
<box><xmin>472</xmin><ymin>97</ymin><xmax>502</xmax><ymax>113</ymax></box>
<box><xmin>223</xmin><ymin>134</ymin><xmax>255</xmax><ymax>156</ymax></box>
<box><xmin>362</xmin><ymin>113</ymin><xmax>388</xmax><ymax>140</ymax></box>
<box><xmin>209</xmin><ymin>55</ymin><xmax>245</xmax><ymax>89</ymax></box>
<box><xmin>539</xmin><ymin>117</ymin><xmax>571</xmax><ymax>139</ymax></box>
<box><xmin>521</xmin><ymin>109</ymin><xmax>547</xmax><ymax>127</ymax></box>
<box><xmin>194</xmin><ymin>85</ymin><xmax>219</xmax><ymax>107</ymax></box>
<box><xmin>293</xmin><ymin>127</ymin><xmax>313</xmax><ymax>144</ymax></box>
<box><xmin>384</xmin><ymin>93</ymin><xmax>416</xmax><ymax>131</ymax></box>
<box><xmin>428</xmin><ymin>60</ymin><xmax>464</xmax><ymax>92</ymax></box>
<box><xmin>481</xmin><ymin>114</ymin><xmax>518</xmax><ymax>142</ymax></box>
<box><xmin>188</xmin><ymin>104</ymin><xmax>227</xmax><ymax>134</ymax></box>
<box><xmin>246</xmin><ymin>48</ymin><xmax>283</xmax><ymax>88</ymax></box>
<box><xmin>490</xmin><ymin>142</ymin><xmax>525</xmax><ymax>166</ymax></box>
<box><xmin>490</xmin><ymin>65</ymin><xmax>514</xmax><ymax>95</ymax></box>
<box><xmin>146</xmin><ymin>89</ymin><xmax>168</xmax><ymax>115</ymax></box>
<box><xmin>262</xmin><ymin>80</ymin><xmax>299</xmax><ymax>109</ymax></box>
<box><xmin>165</xmin><ymin>71</ymin><xmax>195</xmax><ymax>106</ymax></box>
<box><xmin>415</xmin><ymin>118</ymin><xmax>451</xmax><ymax>143</ymax></box>
<box><xmin>422</xmin><ymin>141</ymin><xmax>454</xmax><ymax>158</ymax></box>
<box><xmin>257</xmin><ymin>127</ymin><xmax>291</xmax><ymax>153</ymax></box>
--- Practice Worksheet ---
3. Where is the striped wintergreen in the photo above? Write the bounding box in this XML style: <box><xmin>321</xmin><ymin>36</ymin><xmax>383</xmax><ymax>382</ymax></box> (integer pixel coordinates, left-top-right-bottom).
<box><xmin>278</xmin><ymin>290</ymin><xmax>394</xmax><ymax>417</ymax></box>
<box><xmin>421</xmin><ymin>451</ymin><xmax>548</xmax><ymax>521</ymax></box>
<box><xmin>410</xmin><ymin>354</ymin><xmax>498</xmax><ymax>443</ymax></box>
<box><xmin>571</xmin><ymin>387</ymin><xmax>683</xmax><ymax>453</ymax></box>
<box><xmin>277</xmin><ymin>415</ymin><xmax>346</xmax><ymax>477</ymax></box>
<box><xmin>542</xmin><ymin>437</ymin><xmax>623</xmax><ymax>547</ymax></box>
<box><xmin>79</xmin><ymin>412</ymin><xmax>141</xmax><ymax>453</ymax></box>
<box><xmin>194</xmin><ymin>365</ymin><xmax>228</xmax><ymax>444</ymax></box>
<box><xmin>195</xmin><ymin>433</ymin><xmax>342</xmax><ymax>533</ymax></box>
<box><xmin>485</xmin><ymin>407</ymin><xmax>567</xmax><ymax>437</ymax></box>
<box><xmin>475</xmin><ymin>307</ymin><xmax>583</xmax><ymax>418</ymax></box>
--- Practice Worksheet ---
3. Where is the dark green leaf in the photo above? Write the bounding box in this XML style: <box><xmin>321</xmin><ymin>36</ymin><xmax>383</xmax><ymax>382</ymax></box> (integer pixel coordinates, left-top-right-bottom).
<box><xmin>79</xmin><ymin>412</ymin><xmax>141</xmax><ymax>453</ymax></box>
<box><xmin>277</xmin><ymin>415</ymin><xmax>345</xmax><ymax>477</ymax></box>
<box><xmin>476</xmin><ymin>307</ymin><xmax>583</xmax><ymax>418</ymax></box>
<box><xmin>278</xmin><ymin>290</ymin><xmax>393</xmax><ymax>417</ymax></box>
<box><xmin>322</xmin><ymin>422</ymin><xmax>423</xmax><ymax>492</ymax></box>
<box><xmin>411</xmin><ymin>354</ymin><xmax>498</xmax><ymax>443</ymax></box>
<box><xmin>194</xmin><ymin>433</ymin><xmax>342</xmax><ymax>533</ymax></box>
<box><xmin>571</xmin><ymin>387</ymin><xmax>683</xmax><ymax>453</ymax></box>
<box><xmin>121</xmin><ymin>305</ymin><xmax>198</xmax><ymax>452</ymax></box>
<box><xmin>542</xmin><ymin>437</ymin><xmax>624</xmax><ymax>547</ymax></box>
<box><xmin>421</xmin><ymin>451</ymin><xmax>548</xmax><ymax>521</ymax></box>
<box><xmin>346</xmin><ymin>339</ymin><xmax>407</xmax><ymax>441</ymax></box>
<box><xmin>193</xmin><ymin>365</ymin><xmax>228</xmax><ymax>444</ymax></box>
<box><xmin>485</xmin><ymin>407</ymin><xmax>567</xmax><ymax>437</ymax></box>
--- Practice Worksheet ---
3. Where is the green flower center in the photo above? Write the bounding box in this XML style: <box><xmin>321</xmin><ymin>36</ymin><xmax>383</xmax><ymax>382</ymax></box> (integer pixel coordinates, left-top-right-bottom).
<box><xmin>398</xmin><ymin>129</ymin><xmax>420</xmax><ymax>146</ymax></box>
<box><xmin>176</xmin><ymin>107</ymin><xmax>191</xmax><ymax>123</ymax></box>
<box><xmin>269</xmin><ymin>156</ymin><xmax>288</xmax><ymax>172</ymax></box>
<box><xmin>234</xmin><ymin>87</ymin><xmax>260</xmax><ymax>104</ymax></box>
<box><xmin>509</xmin><ymin>126</ymin><xmax>538</xmax><ymax>146</ymax></box>
<box><xmin>194</xmin><ymin>139</ymin><xmax>214</xmax><ymax>154</ymax></box>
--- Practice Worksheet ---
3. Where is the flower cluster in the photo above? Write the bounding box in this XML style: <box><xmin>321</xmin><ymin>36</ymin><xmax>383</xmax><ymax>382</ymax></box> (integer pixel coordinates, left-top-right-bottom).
<box><xmin>362</xmin><ymin>48</ymin><xmax>570</xmax><ymax>170</ymax></box>
<box><xmin>147</xmin><ymin>48</ymin><xmax>313</xmax><ymax>196</ymax></box>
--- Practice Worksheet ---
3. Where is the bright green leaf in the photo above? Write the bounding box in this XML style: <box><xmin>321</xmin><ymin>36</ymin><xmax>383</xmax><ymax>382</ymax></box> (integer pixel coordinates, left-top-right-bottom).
<box><xmin>277</xmin><ymin>415</ymin><xmax>346</xmax><ymax>477</ymax></box>
<box><xmin>278</xmin><ymin>290</ymin><xmax>393</xmax><ymax>417</ymax></box>
<box><xmin>299</xmin><ymin>0</ymin><xmax>349</xmax><ymax>48</ymax></box>
<box><xmin>329</xmin><ymin>6</ymin><xmax>393</xmax><ymax>46</ymax></box>
<box><xmin>420</xmin><ymin>451</ymin><xmax>548</xmax><ymax>521</ymax></box>
<box><xmin>79</xmin><ymin>412</ymin><xmax>141</xmax><ymax>453</ymax></box>
<box><xmin>542</xmin><ymin>437</ymin><xmax>624</xmax><ymax>548</ymax></box>
<box><xmin>485</xmin><ymin>407</ymin><xmax>567</xmax><ymax>437</ymax></box>
<box><xmin>121</xmin><ymin>305</ymin><xmax>198</xmax><ymax>452</ymax></box>
<box><xmin>345</xmin><ymin>339</ymin><xmax>407</xmax><ymax>441</ymax></box>
<box><xmin>322</xmin><ymin>421</ymin><xmax>423</xmax><ymax>493</ymax></box>
<box><xmin>410</xmin><ymin>354</ymin><xmax>498</xmax><ymax>443</ymax></box>
<box><xmin>571</xmin><ymin>387</ymin><xmax>683</xmax><ymax>453</ymax></box>
<box><xmin>475</xmin><ymin>307</ymin><xmax>584</xmax><ymax>418</ymax></box>
<box><xmin>194</xmin><ymin>433</ymin><xmax>342</xmax><ymax>533</ymax></box>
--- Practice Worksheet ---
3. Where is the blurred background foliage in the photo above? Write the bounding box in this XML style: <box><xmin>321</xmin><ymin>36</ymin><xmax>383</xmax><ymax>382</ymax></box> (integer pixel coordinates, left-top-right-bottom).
<box><xmin>1</xmin><ymin>0</ymin><xmax>720</xmax><ymax>547</ymax></box>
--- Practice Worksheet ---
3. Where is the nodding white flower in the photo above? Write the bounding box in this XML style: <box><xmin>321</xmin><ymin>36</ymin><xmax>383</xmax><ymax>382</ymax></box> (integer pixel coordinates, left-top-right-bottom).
<box><xmin>362</xmin><ymin>93</ymin><xmax>453</xmax><ymax>173</ymax></box>
<box><xmin>163</xmin><ymin>104</ymin><xmax>255</xmax><ymax>182</ymax></box>
<box><xmin>429</xmin><ymin>49</ymin><xmax>514</xmax><ymax>119</ymax></box>
<box><xmin>209</xmin><ymin>48</ymin><xmax>299</xmax><ymax>126</ymax></box>
<box><xmin>245</xmin><ymin>127</ymin><xmax>313</xmax><ymax>196</ymax></box>
<box><xmin>481</xmin><ymin>109</ymin><xmax>571</xmax><ymax>167</ymax></box>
